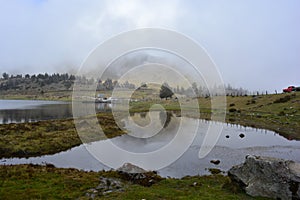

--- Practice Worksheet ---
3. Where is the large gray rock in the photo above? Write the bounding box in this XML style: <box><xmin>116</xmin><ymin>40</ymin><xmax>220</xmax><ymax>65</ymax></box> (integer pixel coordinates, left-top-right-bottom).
<box><xmin>117</xmin><ymin>163</ymin><xmax>148</xmax><ymax>174</ymax></box>
<box><xmin>117</xmin><ymin>163</ymin><xmax>162</xmax><ymax>186</ymax></box>
<box><xmin>228</xmin><ymin>155</ymin><xmax>300</xmax><ymax>200</ymax></box>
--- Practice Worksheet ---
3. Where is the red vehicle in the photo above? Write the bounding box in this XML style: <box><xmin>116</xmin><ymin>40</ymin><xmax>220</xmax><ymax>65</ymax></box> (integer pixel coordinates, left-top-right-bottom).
<box><xmin>283</xmin><ymin>86</ymin><xmax>300</xmax><ymax>93</ymax></box>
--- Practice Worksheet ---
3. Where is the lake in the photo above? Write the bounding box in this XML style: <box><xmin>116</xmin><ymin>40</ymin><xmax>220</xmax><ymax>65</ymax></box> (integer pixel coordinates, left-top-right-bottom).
<box><xmin>0</xmin><ymin>99</ymin><xmax>112</xmax><ymax>124</ymax></box>
<box><xmin>1</xmin><ymin>111</ymin><xmax>300</xmax><ymax>178</ymax></box>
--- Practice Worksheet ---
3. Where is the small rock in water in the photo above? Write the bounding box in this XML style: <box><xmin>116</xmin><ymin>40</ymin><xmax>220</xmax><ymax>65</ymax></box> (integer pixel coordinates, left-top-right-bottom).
<box><xmin>210</xmin><ymin>160</ymin><xmax>221</xmax><ymax>165</ymax></box>
<box><xmin>239</xmin><ymin>133</ymin><xmax>245</xmax><ymax>138</ymax></box>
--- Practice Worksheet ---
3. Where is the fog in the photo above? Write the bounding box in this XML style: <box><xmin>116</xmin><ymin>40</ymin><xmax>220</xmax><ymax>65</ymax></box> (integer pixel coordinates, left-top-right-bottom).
<box><xmin>0</xmin><ymin>0</ymin><xmax>299</xmax><ymax>92</ymax></box>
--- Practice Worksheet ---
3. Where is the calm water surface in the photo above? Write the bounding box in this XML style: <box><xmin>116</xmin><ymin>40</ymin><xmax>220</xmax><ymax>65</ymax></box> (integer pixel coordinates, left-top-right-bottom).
<box><xmin>1</xmin><ymin>111</ymin><xmax>300</xmax><ymax>178</ymax></box>
<box><xmin>0</xmin><ymin>100</ymin><xmax>111</xmax><ymax>124</ymax></box>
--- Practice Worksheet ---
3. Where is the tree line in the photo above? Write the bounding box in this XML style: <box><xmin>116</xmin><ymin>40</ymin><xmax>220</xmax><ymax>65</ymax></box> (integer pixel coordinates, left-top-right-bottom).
<box><xmin>1</xmin><ymin>72</ymin><xmax>255</xmax><ymax>97</ymax></box>
<box><xmin>0</xmin><ymin>72</ymin><xmax>137</xmax><ymax>91</ymax></box>
<box><xmin>0</xmin><ymin>72</ymin><xmax>75</xmax><ymax>91</ymax></box>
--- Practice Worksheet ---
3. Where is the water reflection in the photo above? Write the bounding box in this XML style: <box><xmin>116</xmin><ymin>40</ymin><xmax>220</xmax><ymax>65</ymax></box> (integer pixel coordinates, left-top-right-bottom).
<box><xmin>0</xmin><ymin>100</ymin><xmax>112</xmax><ymax>124</ymax></box>
<box><xmin>111</xmin><ymin>111</ymin><xmax>180</xmax><ymax>152</ymax></box>
<box><xmin>0</xmin><ymin>104</ymin><xmax>72</xmax><ymax>124</ymax></box>
<box><xmin>159</xmin><ymin>111</ymin><xmax>172</xmax><ymax>128</ymax></box>
<box><xmin>1</xmin><ymin>110</ymin><xmax>300</xmax><ymax>178</ymax></box>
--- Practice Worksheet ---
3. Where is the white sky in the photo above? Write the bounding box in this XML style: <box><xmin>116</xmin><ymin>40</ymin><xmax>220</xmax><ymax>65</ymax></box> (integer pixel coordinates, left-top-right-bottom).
<box><xmin>0</xmin><ymin>0</ymin><xmax>299</xmax><ymax>92</ymax></box>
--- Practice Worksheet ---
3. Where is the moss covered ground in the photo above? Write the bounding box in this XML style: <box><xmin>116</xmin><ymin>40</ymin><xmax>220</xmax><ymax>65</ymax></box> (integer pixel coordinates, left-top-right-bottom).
<box><xmin>0</xmin><ymin>164</ymin><xmax>270</xmax><ymax>200</ymax></box>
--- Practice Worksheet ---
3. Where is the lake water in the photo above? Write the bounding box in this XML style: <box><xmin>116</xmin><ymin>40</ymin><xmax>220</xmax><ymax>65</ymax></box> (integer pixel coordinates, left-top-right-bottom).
<box><xmin>0</xmin><ymin>100</ymin><xmax>111</xmax><ymax>124</ymax></box>
<box><xmin>1</xmin><ymin>111</ymin><xmax>300</xmax><ymax>178</ymax></box>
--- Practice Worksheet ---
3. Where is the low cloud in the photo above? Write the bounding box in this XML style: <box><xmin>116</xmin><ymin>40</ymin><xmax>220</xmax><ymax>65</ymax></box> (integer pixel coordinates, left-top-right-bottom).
<box><xmin>0</xmin><ymin>0</ymin><xmax>299</xmax><ymax>92</ymax></box>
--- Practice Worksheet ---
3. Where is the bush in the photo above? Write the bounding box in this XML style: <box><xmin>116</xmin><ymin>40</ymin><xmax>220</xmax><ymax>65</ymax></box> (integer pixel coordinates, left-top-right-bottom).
<box><xmin>229</xmin><ymin>108</ymin><xmax>237</xmax><ymax>113</ymax></box>
<box><xmin>229</xmin><ymin>103</ymin><xmax>235</xmax><ymax>107</ymax></box>
<box><xmin>274</xmin><ymin>95</ymin><xmax>291</xmax><ymax>103</ymax></box>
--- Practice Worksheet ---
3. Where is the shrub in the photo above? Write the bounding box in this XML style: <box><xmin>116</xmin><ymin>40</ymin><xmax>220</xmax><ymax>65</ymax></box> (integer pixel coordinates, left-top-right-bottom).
<box><xmin>229</xmin><ymin>103</ymin><xmax>235</xmax><ymax>107</ymax></box>
<box><xmin>229</xmin><ymin>108</ymin><xmax>237</xmax><ymax>113</ymax></box>
<box><xmin>274</xmin><ymin>95</ymin><xmax>291</xmax><ymax>103</ymax></box>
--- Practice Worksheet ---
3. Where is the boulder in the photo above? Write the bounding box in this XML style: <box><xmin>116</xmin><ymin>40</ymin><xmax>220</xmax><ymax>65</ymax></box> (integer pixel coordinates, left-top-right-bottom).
<box><xmin>117</xmin><ymin>163</ymin><xmax>147</xmax><ymax>174</ymax></box>
<box><xmin>117</xmin><ymin>163</ymin><xmax>162</xmax><ymax>186</ymax></box>
<box><xmin>228</xmin><ymin>155</ymin><xmax>300</xmax><ymax>200</ymax></box>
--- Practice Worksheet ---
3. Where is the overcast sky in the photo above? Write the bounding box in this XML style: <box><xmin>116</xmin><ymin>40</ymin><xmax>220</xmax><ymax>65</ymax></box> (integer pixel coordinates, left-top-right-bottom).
<box><xmin>0</xmin><ymin>0</ymin><xmax>299</xmax><ymax>92</ymax></box>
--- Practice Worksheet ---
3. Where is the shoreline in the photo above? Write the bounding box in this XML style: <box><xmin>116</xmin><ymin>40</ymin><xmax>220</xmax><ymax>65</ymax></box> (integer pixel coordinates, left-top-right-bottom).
<box><xmin>0</xmin><ymin>94</ymin><xmax>295</xmax><ymax>199</ymax></box>
<box><xmin>1</xmin><ymin>92</ymin><xmax>300</xmax><ymax>159</ymax></box>
<box><xmin>0</xmin><ymin>164</ymin><xmax>269</xmax><ymax>200</ymax></box>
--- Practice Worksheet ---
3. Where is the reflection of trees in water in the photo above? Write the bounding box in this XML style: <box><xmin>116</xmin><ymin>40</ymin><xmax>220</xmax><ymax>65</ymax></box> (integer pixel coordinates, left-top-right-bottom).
<box><xmin>159</xmin><ymin>111</ymin><xmax>173</xmax><ymax>128</ymax></box>
<box><xmin>0</xmin><ymin>102</ymin><xmax>114</xmax><ymax>124</ymax></box>
<box><xmin>95</xmin><ymin>103</ymin><xmax>112</xmax><ymax>113</ymax></box>
<box><xmin>0</xmin><ymin>104</ymin><xmax>73</xmax><ymax>124</ymax></box>
<box><xmin>140</xmin><ymin>112</ymin><xmax>147</xmax><ymax>118</ymax></box>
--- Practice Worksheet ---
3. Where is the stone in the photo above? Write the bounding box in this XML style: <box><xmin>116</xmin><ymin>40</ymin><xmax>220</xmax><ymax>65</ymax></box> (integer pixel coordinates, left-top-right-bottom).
<box><xmin>86</xmin><ymin>177</ymin><xmax>124</xmax><ymax>198</ymax></box>
<box><xmin>228</xmin><ymin>155</ymin><xmax>300</xmax><ymax>200</ymax></box>
<box><xmin>97</xmin><ymin>177</ymin><xmax>123</xmax><ymax>191</ymax></box>
<box><xmin>117</xmin><ymin>163</ymin><xmax>147</xmax><ymax>174</ymax></box>
<box><xmin>117</xmin><ymin>163</ymin><xmax>162</xmax><ymax>187</ymax></box>
<box><xmin>210</xmin><ymin>159</ymin><xmax>220</xmax><ymax>165</ymax></box>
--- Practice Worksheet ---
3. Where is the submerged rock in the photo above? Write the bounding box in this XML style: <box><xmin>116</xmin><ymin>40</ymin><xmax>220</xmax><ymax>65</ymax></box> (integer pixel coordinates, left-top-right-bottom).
<box><xmin>228</xmin><ymin>155</ymin><xmax>300</xmax><ymax>200</ymax></box>
<box><xmin>210</xmin><ymin>159</ymin><xmax>221</xmax><ymax>165</ymax></box>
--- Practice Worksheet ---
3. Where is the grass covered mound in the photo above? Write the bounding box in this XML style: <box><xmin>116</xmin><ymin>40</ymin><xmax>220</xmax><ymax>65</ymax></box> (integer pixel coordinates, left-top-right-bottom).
<box><xmin>130</xmin><ymin>93</ymin><xmax>300</xmax><ymax>140</ymax></box>
<box><xmin>0</xmin><ymin>113</ymin><xmax>125</xmax><ymax>158</ymax></box>
<box><xmin>224</xmin><ymin>93</ymin><xmax>300</xmax><ymax>140</ymax></box>
<box><xmin>0</xmin><ymin>164</ymin><xmax>270</xmax><ymax>200</ymax></box>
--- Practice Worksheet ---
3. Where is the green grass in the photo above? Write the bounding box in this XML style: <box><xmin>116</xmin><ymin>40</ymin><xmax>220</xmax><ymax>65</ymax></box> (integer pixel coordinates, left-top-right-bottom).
<box><xmin>0</xmin><ymin>90</ymin><xmax>72</xmax><ymax>101</ymax></box>
<box><xmin>0</xmin><ymin>164</ymin><xmax>270</xmax><ymax>200</ymax></box>
<box><xmin>0</xmin><ymin>164</ymin><xmax>101</xmax><ymax>199</ymax></box>
<box><xmin>0</xmin><ymin>113</ymin><xmax>125</xmax><ymax>158</ymax></box>
<box><xmin>224</xmin><ymin>93</ymin><xmax>300</xmax><ymax>139</ymax></box>
<box><xmin>129</xmin><ymin>93</ymin><xmax>300</xmax><ymax>140</ymax></box>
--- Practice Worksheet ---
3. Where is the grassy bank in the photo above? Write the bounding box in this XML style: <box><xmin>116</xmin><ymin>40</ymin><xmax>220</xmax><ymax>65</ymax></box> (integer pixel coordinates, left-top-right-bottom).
<box><xmin>1</xmin><ymin>93</ymin><xmax>299</xmax><ymax>159</ymax></box>
<box><xmin>130</xmin><ymin>93</ymin><xmax>300</xmax><ymax>140</ymax></box>
<box><xmin>223</xmin><ymin>93</ymin><xmax>300</xmax><ymax>140</ymax></box>
<box><xmin>0</xmin><ymin>90</ymin><xmax>72</xmax><ymax>101</ymax></box>
<box><xmin>0</xmin><ymin>113</ymin><xmax>125</xmax><ymax>158</ymax></box>
<box><xmin>0</xmin><ymin>164</ymin><xmax>270</xmax><ymax>200</ymax></box>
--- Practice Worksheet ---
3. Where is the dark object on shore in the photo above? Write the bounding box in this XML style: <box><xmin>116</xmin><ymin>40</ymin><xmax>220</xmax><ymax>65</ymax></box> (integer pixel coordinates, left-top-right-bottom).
<box><xmin>210</xmin><ymin>160</ymin><xmax>220</xmax><ymax>165</ymax></box>
<box><xmin>229</xmin><ymin>108</ymin><xmax>237</xmax><ymax>113</ymax></box>
<box><xmin>228</xmin><ymin>155</ymin><xmax>300</xmax><ymax>199</ymax></box>
<box><xmin>225</xmin><ymin>135</ymin><xmax>230</xmax><ymax>138</ymax></box>
<box><xmin>208</xmin><ymin>168</ymin><xmax>222</xmax><ymax>175</ymax></box>
<box><xmin>239</xmin><ymin>133</ymin><xmax>245</xmax><ymax>138</ymax></box>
